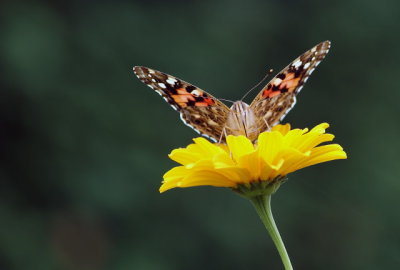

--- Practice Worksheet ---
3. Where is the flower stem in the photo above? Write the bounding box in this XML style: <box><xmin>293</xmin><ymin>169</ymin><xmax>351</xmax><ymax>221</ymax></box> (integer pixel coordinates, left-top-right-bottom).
<box><xmin>250</xmin><ymin>195</ymin><xmax>293</xmax><ymax>270</ymax></box>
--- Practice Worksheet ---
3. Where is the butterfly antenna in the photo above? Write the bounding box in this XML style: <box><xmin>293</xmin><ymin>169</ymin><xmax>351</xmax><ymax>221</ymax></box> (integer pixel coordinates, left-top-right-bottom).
<box><xmin>240</xmin><ymin>69</ymin><xmax>274</xmax><ymax>101</ymax></box>
<box><xmin>218</xmin><ymin>98</ymin><xmax>235</xmax><ymax>104</ymax></box>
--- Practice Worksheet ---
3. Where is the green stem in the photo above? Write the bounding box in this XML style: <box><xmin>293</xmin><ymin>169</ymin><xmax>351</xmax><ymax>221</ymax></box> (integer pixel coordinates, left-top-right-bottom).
<box><xmin>250</xmin><ymin>195</ymin><xmax>293</xmax><ymax>270</ymax></box>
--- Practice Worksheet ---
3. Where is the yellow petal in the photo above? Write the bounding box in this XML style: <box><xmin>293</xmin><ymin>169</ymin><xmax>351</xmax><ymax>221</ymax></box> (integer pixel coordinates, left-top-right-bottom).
<box><xmin>180</xmin><ymin>170</ymin><xmax>237</xmax><ymax>188</ymax></box>
<box><xmin>226</xmin><ymin>135</ymin><xmax>254</xmax><ymax>161</ymax></box>
<box><xmin>213</xmin><ymin>153</ymin><xmax>236</xmax><ymax>168</ymax></box>
<box><xmin>160</xmin><ymin>166</ymin><xmax>189</xmax><ymax>192</ymax></box>
<box><xmin>272</xmin><ymin>123</ymin><xmax>291</xmax><ymax>135</ymax></box>
<box><xmin>192</xmin><ymin>137</ymin><xmax>225</xmax><ymax>155</ymax></box>
<box><xmin>260</xmin><ymin>159</ymin><xmax>284</xmax><ymax>180</ymax></box>
<box><xmin>293</xmin><ymin>144</ymin><xmax>347</xmax><ymax>171</ymax></box>
<box><xmin>169</xmin><ymin>148</ymin><xmax>201</xmax><ymax>165</ymax></box>
<box><xmin>236</xmin><ymin>150</ymin><xmax>262</xmax><ymax>179</ymax></box>
<box><xmin>281</xmin><ymin>129</ymin><xmax>307</xmax><ymax>148</ymax></box>
<box><xmin>216</xmin><ymin>167</ymin><xmax>252</xmax><ymax>183</ymax></box>
<box><xmin>310</xmin><ymin>122</ymin><xmax>329</xmax><ymax>133</ymax></box>
<box><xmin>257</xmin><ymin>131</ymin><xmax>283</xmax><ymax>165</ymax></box>
<box><xmin>270</xmin><ymin>148</ymin><xmax>309</xmax><ymax>177</ymax></box>
<box><xmin>169</xmin><ymin>137</ymin><xmax>225</xmax><ymax>165</ymax></box>
<box><xmin>160</xmin><ymin>181</ymin><xmax>180</xmax><ymax>193</ymax></box>
<box><xmin>296</xmin><ymin>133</ymin><xmax>335</xmax><ymax>152</ymax></box>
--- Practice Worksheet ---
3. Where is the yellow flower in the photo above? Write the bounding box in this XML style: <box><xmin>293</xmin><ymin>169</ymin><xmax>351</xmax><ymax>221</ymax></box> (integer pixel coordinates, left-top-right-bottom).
<box><xmin>160</xmin><ymin>123</ymin><xmax>347</xmax><ymax>193</ymax></box>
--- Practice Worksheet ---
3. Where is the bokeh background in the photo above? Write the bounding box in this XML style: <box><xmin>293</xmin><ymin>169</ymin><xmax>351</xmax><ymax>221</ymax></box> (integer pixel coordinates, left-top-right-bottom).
<box><xmin>1</xmin><ymin>0</ymin><xmax>400</xmax><ymax>269</ymax></box>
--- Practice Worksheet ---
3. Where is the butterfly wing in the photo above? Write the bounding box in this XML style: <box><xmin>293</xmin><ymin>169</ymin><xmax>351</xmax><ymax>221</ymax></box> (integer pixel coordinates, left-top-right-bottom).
<box><xmin>134</xmin><ymin>66</ymin><xmax>230</xmax><ymax>142</ymax></box>
<box><xmin>250</xmin><ymin>41</ymin><xmax>331</xmax><ymax>130</ymax></box>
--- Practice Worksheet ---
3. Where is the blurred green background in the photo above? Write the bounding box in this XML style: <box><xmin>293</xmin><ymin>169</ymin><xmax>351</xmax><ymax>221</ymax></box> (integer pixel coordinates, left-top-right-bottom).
<box><xmin>1</xmin><ymin>0</ymin><xmax>399</xmax><ymax>269</ymax></box>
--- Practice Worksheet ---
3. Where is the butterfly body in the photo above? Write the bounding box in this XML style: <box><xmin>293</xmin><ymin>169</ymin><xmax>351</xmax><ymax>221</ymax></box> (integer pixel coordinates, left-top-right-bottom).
<box><xmin>134</xmin><ymin>41</ymin><xmax>331</xmax><ymax>142</ymax></box>
<box><xmin>225</xmin><ymin>101</ymin><xmax>259</xmax><ymax>141</ymax></box>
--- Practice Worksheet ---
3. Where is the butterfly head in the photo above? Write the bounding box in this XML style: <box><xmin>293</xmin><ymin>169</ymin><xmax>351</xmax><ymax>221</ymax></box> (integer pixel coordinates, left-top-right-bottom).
<box><xmin>229</xmin><ymin>101</ymin><xmax>250</xmax><ymax>113</ymax></box>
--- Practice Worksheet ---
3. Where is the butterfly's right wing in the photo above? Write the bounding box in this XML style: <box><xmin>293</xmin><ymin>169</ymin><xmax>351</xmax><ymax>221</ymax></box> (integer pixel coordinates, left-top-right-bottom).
<box><xmin>250</xmin><ymin>41</ymin><xmax>331</xmax><ymax>130</ymax></box>
<box><xmin>134</xmin><ymin>66</ymin><xmax>230</xmax><ymax>142</ymax></box>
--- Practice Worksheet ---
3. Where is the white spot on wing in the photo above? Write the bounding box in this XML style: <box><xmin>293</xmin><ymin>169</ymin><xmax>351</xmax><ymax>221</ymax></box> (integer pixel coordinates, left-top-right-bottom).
<box><xmin>191</xmin><ymin>89</ymin><xmax>202</xmax><ymax>96</ymax></box>
<box><xmin>303</xmin><ymin>62</ymin><xmax>310</xmax><ymax>69</ymax></box>
<box><xmin>166</xmin><ymin>78</ymin><xmax>177</xmax><ymax>84</ymax></box>
<box><xmin>158</xmin><ymin>83</ymin><xmax>167</xmax><ymax>88</ymax></box>
<box><xmin>273</xmin><ymin>78</ymin><xmax>282</xmax><ymax>86</ymax></box>
<box><xmin>293</xmin><ymin>60</ymin><xmax>302</xmax><ymax>69</ymax></box>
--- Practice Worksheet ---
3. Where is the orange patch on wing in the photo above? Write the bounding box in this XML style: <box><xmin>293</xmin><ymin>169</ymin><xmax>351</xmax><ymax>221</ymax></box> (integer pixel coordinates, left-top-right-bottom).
<box><xmin>194</xmin><ymin>98</ymin><xmax>215</xmax><ymax>107</ymax></box>
<box><xmin>261</xmin><ymin>72</ymin><xmax>301</xmax><ymax>98</ymax></box>
<box><xmin>280</xmin><ymin>77</ymin><xmax>300</xmax><ymax>92</ymax></box>
<box><xmin>172</xmin><ymin>94</ymin><xmax>195</xmax><ymax>103</ymax></box>
<box><xmin>262</xmin><ymin>89</ymin><xmax>272</xmax><ymax>98</ymax></box>
<box><xmin>263</xmin><ymin>89</ymin><xmax>280</xmax><ymax>98</ymax></box>
<box><xmin>194</xmin><ymin>102</ymin><xmax>209</xmax><ymax>107</ymax></box>
<box><xmin>269</xmin><ymin>91</ymin><xmax>281</xmax><ymax>98</ymax></box>
<box><xmin>176</xmin><ymin>88</ymin><xmax>190</xmax><ymax>95</ymax></box>
<box><xmin>204</xmin><ymin>98</ymin><xmax>215</xmax><ymax>105</ymax></box>
<box><xmin>285</xmin><ymin>72</ymin><xmax>295</xmax><ymax>80</ymax></box>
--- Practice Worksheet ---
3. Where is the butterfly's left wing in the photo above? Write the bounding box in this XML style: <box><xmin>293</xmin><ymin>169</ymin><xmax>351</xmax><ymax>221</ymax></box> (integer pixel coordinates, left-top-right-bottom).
<box><xmin>250</xmin><ymin>41</ymin><xmax>331</xmax><ymax>130</ymax></box>
<box><xmin>134</xmin><ymin>66</ymin><xmax>230</xmax><ymax>142</ymax></box>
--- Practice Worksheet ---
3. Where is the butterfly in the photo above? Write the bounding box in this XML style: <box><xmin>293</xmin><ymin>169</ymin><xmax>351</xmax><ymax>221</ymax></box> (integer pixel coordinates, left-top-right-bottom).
<box><xmin>134</xmin><ymin>41</ymin><xmax>330</xmax><ymax>143</ymax></box>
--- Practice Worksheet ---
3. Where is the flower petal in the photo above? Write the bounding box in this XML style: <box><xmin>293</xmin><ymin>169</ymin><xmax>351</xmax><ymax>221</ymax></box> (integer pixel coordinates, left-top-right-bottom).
<box><xmin>160</xmin><ymin>166</ymin><xmax>190</xmax><ymax>192</ymax></box>
<box><xmin>257</xmin><ymin>131</ymin><xmax>283</xmax><ymax>165</ymax></box>
<box><xmin>296</xmin><ymin>133</ymin><xmax>335</xmax><ymax>152</ymax></box>
<box><xmin>169</xmin><ymin>137</ymin><xmax>225</xmax><ymax>165</ymax></box>
<box><xmin>180</xmin><ymin>171</ymin><xmax>237</xmax><ymax>188</ymax></box>
<box><xmin>293</xmin><ymin>144</ymin><xmax>347</xmax><ymax>171</ymax></box>
<box><xmin>226</xmin><ymin>135</ymin><xmax>254</xmax><ymax>161</ymax></box>
<box><xmin>310</xmin><ymin>122</ymin><xmax>329</xmax><ymax>133</ymax></box>
<box><xmin>237</xmin><ymin>150</ymin><xmax>262</xmax><ymax>180</ymax></box>
<box><xmin>272</xmin><ymin>123</ymin><xmax>291</xmax><ymax>135</ymax></box>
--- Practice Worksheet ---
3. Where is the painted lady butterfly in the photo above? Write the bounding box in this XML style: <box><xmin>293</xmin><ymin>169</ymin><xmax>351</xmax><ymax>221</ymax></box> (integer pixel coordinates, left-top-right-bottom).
<box><xmin>134</xmin><ymin>41</ymin><xmax>330</xmax><ymax>142</ymax></box>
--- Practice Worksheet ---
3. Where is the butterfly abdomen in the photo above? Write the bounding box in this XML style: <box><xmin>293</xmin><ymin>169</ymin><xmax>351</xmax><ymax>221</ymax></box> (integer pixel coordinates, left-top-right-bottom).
<box><xmin>226</xmin><ymin>101</ymin><xmax>259</xmax><ymax>141</ymax></box>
